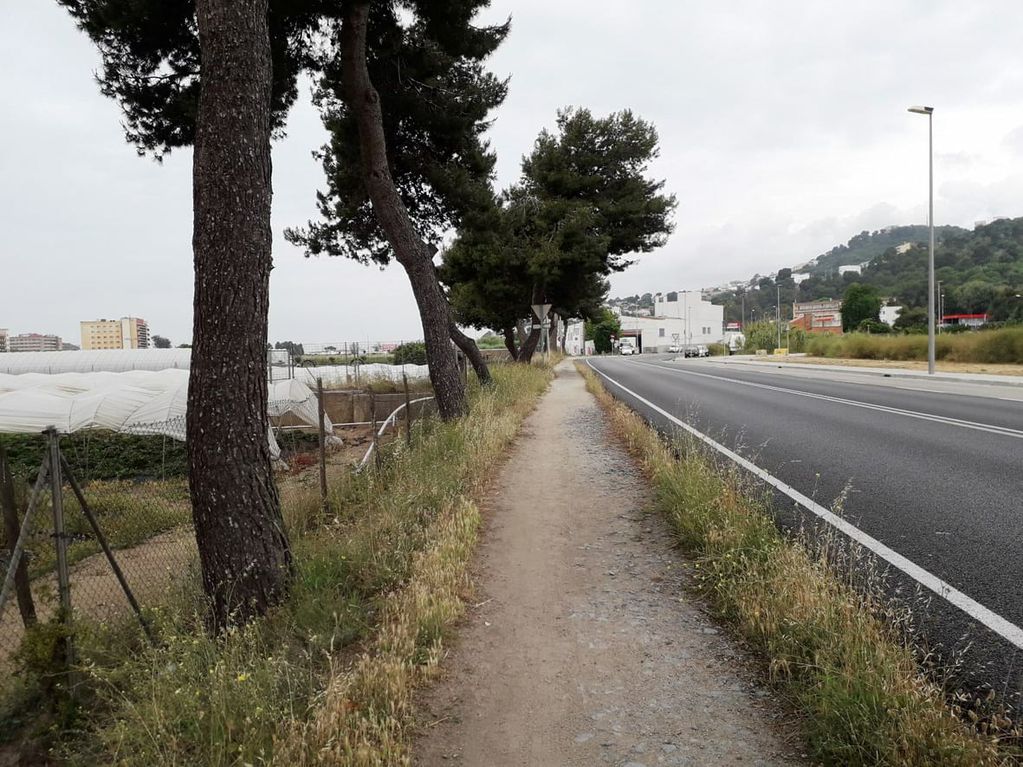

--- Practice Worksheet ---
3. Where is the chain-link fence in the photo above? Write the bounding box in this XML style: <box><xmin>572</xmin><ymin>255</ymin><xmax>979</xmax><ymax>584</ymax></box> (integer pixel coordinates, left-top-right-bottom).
<box><xmin>0</xmin><ymin>431</ymin><xmax>196</xmax><ymax>670</ymax></box>
<box><xmin>0</xmin><ymin>379</ymin><xmax>437</xmax><ymax>677</ymax></box>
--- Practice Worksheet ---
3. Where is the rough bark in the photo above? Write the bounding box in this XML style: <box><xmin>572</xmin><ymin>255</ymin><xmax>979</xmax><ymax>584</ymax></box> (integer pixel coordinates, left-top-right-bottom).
<box><xmin>503</xmin><ymin>325</ymin><xmax>518</xmax><ymax>360</ymax></box>
<box><xmin>449</xmin><ymin>322</ymin><xmax>493</xmax><ymax>385</ymax></box>
<box><xmin>341</xmin><ymin>3</ymin><xmax>466</xmax><ymax>419</ymax></box>
<box><xmin>517</xmin><ymin>284</ymin><xmax>545</xmax><ymax>363</ymax></box>
<box><xmin>0</xmin><ymin>446</ymin><xmax>35</xmax><ymax>627</ymax></box>
<box><xmin>189</xmin><ymin>0</ymin><xmax>292</xmax><ymax>631</ymax></box>
<box><xmin>560</xmin><ymin>313</ymin><xmax>568</xmax><ymax>354</ymax></box>
<box><xmin>517</xmin><ymin>326</ymin><xmax>542</xmax><ymax>362</ymax></box>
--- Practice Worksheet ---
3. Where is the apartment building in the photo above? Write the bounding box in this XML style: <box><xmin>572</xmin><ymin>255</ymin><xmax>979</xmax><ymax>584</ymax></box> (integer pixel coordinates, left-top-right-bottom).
<box><xmin>0</xmin><ymin>328</ymin><xmax>7</xmax><ymax>353</ymax></box>
<box><xmin>80</xmin><ymin>317</ymin><xmax>151</xmax><ymax>350</ymax></box>
<box><xmin>791</xmin><ymin>299</ymin><xmax>843</xmax><ymax>334</ymax></box>
<box><xmin>8</xmin><ymin>333</ymin><xmax>63</xmax><ymax>352</ymax></box>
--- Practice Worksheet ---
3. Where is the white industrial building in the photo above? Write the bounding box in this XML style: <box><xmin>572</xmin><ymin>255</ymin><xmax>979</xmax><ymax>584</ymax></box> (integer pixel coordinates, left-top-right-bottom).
<box><xmin>562</xmin><ymin>291</ymin><xmax>724</xmax><ymax>355</ymax></box>
<box><xmin>618</xmin><ymin>291</ymin><xmax>724</xmax><ymax>353</ymax></box>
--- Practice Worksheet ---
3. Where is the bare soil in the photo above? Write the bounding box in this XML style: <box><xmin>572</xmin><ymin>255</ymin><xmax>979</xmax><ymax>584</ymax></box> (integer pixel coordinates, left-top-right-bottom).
<box><xmin>783</xmin><ymin>355</ymin><xmax>1023</xmax><ymax>376</ymax></box>
<box><xmin>415</xmin><ymin>362</ymin><xmax>804</xmax><ymax>766</ymax></box>
<box><xmin>0</xmin><ymin>527</ymin><xmax>195</xmax><ymax>668</ymax></box>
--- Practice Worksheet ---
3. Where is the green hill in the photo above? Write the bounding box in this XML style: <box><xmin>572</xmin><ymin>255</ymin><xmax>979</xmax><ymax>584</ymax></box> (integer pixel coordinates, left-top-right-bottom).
<box><xmin>612</xmin><ymin>218</ymin><xmax>1023</xmax><ymax>326</ymax></box>
<box><xmin>803</xmin><ymin>224</ymin><xmax>966</xmax><ymax>276</ymax></box>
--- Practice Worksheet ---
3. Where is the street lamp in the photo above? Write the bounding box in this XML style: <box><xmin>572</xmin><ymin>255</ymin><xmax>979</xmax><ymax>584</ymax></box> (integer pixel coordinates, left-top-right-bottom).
<box><xmin>776</xmin><ymin>285</ymin><xmax>782</xmax><ymax>349</ymax></box>
<box><xmin>908</xmin><ymin>105</ymin><xmax>935</xmax><ymax>374</ymax></box>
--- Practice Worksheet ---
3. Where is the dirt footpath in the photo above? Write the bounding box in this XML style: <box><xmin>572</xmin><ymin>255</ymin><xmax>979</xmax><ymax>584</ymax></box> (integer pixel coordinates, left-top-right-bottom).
<box><xmin>415</xmin><ymin>362</ymin><xmax>804</xmax><ymax>766</ymax></box>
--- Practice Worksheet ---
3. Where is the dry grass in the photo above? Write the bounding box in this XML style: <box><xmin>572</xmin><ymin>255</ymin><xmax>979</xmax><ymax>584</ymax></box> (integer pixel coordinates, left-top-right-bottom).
<box><xmin>1</xmin><ymin>362</ymin><xmax>552</xmax><ymax>765</ymax></box>
<box><xmin>806</xmin><ymin>328</ymin><xmax>1023</xmax><ymax>365</ymax></box>
<box><xmin>578</xmin><ymin>362</ymin><xmax>1017</xmax><ymax>766</ymax></box>
<box><xmin>776</xmin><ymin>356</ymin><xmax>1023</xmax><ymax>377</ymax></box>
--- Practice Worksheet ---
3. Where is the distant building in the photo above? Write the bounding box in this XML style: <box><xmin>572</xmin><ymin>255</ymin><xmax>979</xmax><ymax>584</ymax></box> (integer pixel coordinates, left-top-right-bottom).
<box><xmin>880</xmin><ymin>305</ymin><xmax>903</xmax><ymax>326</ymax></box>
<box><xmin>81</xmin><ymin>317</ymin><xmax>151</xmax><ymax>350</ymax></box>
<box><xmin>838</xmin><ymin>264</ymin><xmax>862</xmax><ymax>276</ymax></box>
<box><xmin>8</xmin><ymin>332</ymin><xmax>63</xmax><ymax>352</ymax></box>
<box><xmin>0</xmin><ymin>328</ymin><xmax>7</xmax><ymax>353</ymax></box>
<box><xmin>791</xmin><ymin>299</ymin><xmax>843</xmax><ymax>334</ymax></box>
<box><xmin>895</xmin><ymin>242</ymin><xmax>914</xmax><ymax>255</ymax></box>
<box><xmin>615</xmin><ymin>291</ymin><xmax>724</xmax><ymax>352</ymax></box>
<box><xmin>791</xmin><ymin>272</ymin><xmax>810</xmax><ymax>285</ymax></box>
<box><xmin>941</xmin><ymin>313</ymin><xmax>988</xmax><ymax>329</ymax></box>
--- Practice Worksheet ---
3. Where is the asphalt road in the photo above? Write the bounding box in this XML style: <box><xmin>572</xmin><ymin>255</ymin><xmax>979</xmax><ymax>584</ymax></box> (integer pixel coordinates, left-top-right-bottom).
<box><xmin>587</xmin><ymin>354</ymin><xmax>1023</xmax><ymax>698</ymax></box>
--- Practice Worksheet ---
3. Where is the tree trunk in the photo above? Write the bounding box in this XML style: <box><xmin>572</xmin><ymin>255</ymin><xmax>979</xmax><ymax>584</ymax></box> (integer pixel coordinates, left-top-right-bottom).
<box><xmin>503</xmin><ymin>325</ymin><xmax>518</xmax><ymax>360</ymax></box>
<box><xmin>449</xmin><ymin>322</ymin><xmax>492</xmax><ymax>385</ymax></box>
<box><xmin>517</xmin><ymin>284</ymin><xmax>545</xmax><ymax>363</ymax></box>
<box><xmin>341</xmin><ymin>3</ymin><xmax>466</xmax><ymax>419</ymax></box>
<box><xmin>517</xmin><ymin>326</ymin><xmax>542</xmax><ymax>362</ymax></box>
<box><xmin>189</xmin><ymin>0</ymin><xmax>292</xmax><ymax>631</ymax></box>
<box><xmin>560</xmin><ymin>314</ymin><xmax>568</xmax><ymax>354</ymax></box>
<box><xmin>516</xmin><ymin>319</ymin><xmax>528</xmax><ymax>349</ymax></box>
<box><xmin>0</xmin><ymin>447</ymin><xmax>35</xmax><ymax>627</ymax></box>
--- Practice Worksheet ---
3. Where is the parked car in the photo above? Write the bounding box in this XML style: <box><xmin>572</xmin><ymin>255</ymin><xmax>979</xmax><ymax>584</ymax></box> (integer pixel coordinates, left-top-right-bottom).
<box><xmin>620</xmin><ymin>343</ymin><xmax>637</xmax><ymax>355</ymax></box>
<box><xmin>667</xmin><ymin>343</ymin><xmax>682</xmax><ymax>354</ymax></box>
<box><xmin>682</xmin><ymin>344</ymin><xmax>710</xmax><ymax>358</ymax></box>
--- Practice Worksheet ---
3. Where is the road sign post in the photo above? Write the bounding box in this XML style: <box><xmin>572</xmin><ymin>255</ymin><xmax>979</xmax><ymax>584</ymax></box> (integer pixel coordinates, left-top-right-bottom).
<box><xmin>531</xmin><ymin>303</ymin><xmax>552</xmax><ymax>364</ymax></box>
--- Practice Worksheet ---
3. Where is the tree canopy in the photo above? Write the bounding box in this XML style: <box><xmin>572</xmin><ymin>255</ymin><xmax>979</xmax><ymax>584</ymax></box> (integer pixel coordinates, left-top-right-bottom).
<box><xmin>442</xmin><ymin>107</ymin><xmax>675</xmax><ymax>357</ymax></box>
<box><xmin>584</xmin><ymin>308</ymin><xmax>621</xmax><ymax>354</ymax></box>
<box><xmin>841</xmin><ymin>283</ymin><xmax>882</xmax><ymax>331</ymax></box>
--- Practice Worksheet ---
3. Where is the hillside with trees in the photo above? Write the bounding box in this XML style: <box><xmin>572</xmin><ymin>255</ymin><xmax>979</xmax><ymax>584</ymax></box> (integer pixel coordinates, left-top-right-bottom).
<box><xmin>613</xmin><ymin>217</ymin><xmax>1023</xmax><ymax>327</ymax></box>
<box><xmin>805</xmin><ymin>224</ymin><xmax>965</xmax><ymax>276</ymax></box>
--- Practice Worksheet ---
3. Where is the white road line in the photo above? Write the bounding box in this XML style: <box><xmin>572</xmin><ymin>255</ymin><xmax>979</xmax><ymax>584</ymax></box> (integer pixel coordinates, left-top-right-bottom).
<box><xmin>586</xmin><ymin>360</ymin><xmax>1023</xmax><ymax>651</ymax></box>
<box><xmin>630</xmin><ymin>359</ymin><xmax>1023</xmax><ymax>441</ymax></box>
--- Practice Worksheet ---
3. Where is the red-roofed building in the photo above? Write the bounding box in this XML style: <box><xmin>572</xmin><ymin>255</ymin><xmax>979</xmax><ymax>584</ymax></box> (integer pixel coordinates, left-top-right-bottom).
<box><xmin>941</xmin><ymin>313</ymin><xmax>988</xmax><ymax>329</ymax></box>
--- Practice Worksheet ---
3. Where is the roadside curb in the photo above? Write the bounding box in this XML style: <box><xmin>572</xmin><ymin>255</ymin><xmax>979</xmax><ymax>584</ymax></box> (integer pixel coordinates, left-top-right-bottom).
<box><xmin>699</xmin><ymin>356</ymin><xmax>1023</xmax><ymax>388</ymax></box>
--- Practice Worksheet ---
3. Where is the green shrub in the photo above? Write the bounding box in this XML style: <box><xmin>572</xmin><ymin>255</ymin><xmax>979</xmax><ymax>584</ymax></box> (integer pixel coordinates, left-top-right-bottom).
<box><xmin>0</xmin><ymin>432</ymin><xmax>187</xmax><ymax>482</ymax></box>
<box><xmin>392</xmin><ymin>341</ymin><xmax>428</xmax><ymax>366</ymax></box>
<box><xmin>805</xmin><ymin>327</ymin><xmax>1023</xmax><ymax>364</ymax></box>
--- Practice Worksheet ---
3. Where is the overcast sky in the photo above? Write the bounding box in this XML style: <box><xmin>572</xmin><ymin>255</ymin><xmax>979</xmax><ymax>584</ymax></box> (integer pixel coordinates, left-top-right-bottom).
<box><xmin>3</xmin><ymin>1</ymin><xmax>1023</xmax><ymax>346</ymax></box>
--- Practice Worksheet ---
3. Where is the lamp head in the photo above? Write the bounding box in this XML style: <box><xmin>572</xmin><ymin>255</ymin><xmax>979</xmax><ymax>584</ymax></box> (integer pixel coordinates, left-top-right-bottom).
<box><xmin>908</xmin><ymin>105</ymin><xmax>934</xmax><ymax>115</ymax></box>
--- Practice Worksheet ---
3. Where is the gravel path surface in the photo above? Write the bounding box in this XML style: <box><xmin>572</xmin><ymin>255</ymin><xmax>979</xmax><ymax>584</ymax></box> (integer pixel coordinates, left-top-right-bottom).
<box><xmin>415</xmin><ymin>362</ymin><xmax>804</xmax><ymax>766</ymax></box>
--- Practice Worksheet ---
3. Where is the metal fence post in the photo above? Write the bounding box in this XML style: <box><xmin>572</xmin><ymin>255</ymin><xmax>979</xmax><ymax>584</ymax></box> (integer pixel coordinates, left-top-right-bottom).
<box><xmin>317</xmin><ymin>378</ymin><xmax>329</xmax><ymax>514</ymax></box>
<box><xmin>59</xmin><ymin>455</ymin><xmax>156</xmax><ymax>646</ymax></box>
<box><xmin>370</xmin><ymin>392</ymin><xmax>381</xmax><ymax>470</ymax></box>
<box><xmin>46</xmin><ymin>428</ymin><xmax>76</xmax><ymax>676</ymax></box>
<box><xmin>402</xmin><ymin>373</ymin><xmax>412</xmax><ymax>448</ymax></box>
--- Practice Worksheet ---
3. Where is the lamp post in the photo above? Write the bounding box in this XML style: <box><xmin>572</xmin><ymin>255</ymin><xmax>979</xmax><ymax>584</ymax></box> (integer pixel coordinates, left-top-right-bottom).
<box><xmin>936</xmin><ymin>279</ymin><xmax>942</xmax><ymax>334</ymax></box>
<box><xmin>908</xmin><ymin>105</ymin><xmax>935</xmax><ymax>374</ymax></box>
<box><xmin>776</xmin><ymin>285</ymin><xmax>782</xmax><ymax>349</ymax></box>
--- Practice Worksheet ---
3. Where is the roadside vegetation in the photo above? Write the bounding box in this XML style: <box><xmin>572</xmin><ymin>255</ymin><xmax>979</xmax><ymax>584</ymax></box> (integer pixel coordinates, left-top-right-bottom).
<box><xmin>579</xmin><ymin>362</ymin><xmax>1019</xmax><ymax>766</ymax></box>
<box><xmin>1</xmin><ymin>362</ymin><xmax>551</xmax><ymax>765</ymax></box>
<box><xmin>806</xmin><ymin>326</ymin><xmax>1023</xmax><ymax>364</ymax></box>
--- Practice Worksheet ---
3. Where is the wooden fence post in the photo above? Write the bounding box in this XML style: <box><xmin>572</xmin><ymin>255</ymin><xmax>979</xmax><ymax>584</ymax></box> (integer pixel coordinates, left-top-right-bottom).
<box><xmin>317</xmin><ymin>378</ymin><xmax>329</xmax><ymax>514</ymax></box>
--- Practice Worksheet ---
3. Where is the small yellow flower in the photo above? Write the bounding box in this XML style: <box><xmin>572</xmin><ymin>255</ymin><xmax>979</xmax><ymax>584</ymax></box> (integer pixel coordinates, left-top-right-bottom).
<box><xmin>236</xmin><ymin>673</ymin><xmax>250</xmax><ymax>682</ymax></box>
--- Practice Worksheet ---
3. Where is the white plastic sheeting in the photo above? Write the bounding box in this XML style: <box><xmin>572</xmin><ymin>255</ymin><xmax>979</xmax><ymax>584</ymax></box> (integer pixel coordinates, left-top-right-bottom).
<box><xmin>293</xmin><ymin>363</ymin><xmax>430</xmax><ymax>386</ymax></box>
<box><xmin>0</xmin><ymin>351</ymin><xmax>430</xmax><ymax>389</ymax></box>
<box><xmin>0</xmin><ymin>349</ymin><xmax>192</xmax><ymax>375</ymax></box>
<box><xmin>0</xmin><ymin>370</ymin><xmax>334</xmax><ymax>460</ymax></box>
